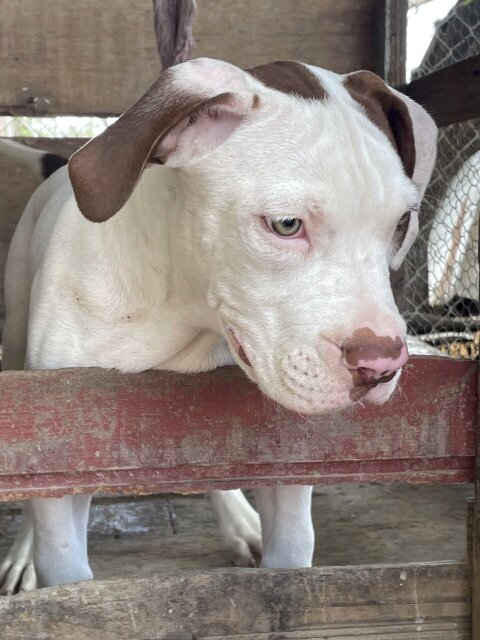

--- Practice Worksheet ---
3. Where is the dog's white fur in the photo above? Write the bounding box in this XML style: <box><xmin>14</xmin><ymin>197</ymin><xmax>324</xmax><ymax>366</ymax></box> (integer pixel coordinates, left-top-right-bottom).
<box><xmin>0</xmin><ymin>58</ymin><xmax>436</xmax><ymax>591</ymax></box>
<box><xmin>0</xmin><ymin>139</ymin><xmax>47</xmax><ymax>175</ymax></box>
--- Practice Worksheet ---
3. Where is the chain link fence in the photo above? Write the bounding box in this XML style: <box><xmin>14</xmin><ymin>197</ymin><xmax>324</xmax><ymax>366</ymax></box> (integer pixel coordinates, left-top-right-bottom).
<box><xmin>404</xmin><ymin>0</ymin><xmax>480</xmax><ymax>358</ymax></box>
<box><xmin>0</xmin><ymin>115</ymin><xmax>114</xmax><ymax>139</ymax></box>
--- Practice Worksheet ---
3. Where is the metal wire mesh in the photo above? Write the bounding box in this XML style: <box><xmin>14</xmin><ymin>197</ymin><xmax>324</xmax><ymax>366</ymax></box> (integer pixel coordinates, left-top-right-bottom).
<box><xmin>0</xmin><ymin>115</ymin><xmax>114</xmax><ymax>138</ymax></box>
<box><xmin>403</xmin><ymin>0</ymin><xmax>480</xmax><ymax>358</ymax></box>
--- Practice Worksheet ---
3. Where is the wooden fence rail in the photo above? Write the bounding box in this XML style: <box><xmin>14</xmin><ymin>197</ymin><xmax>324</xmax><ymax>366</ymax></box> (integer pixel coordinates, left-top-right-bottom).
<box><xmin>0</xmin><ymin>356</ymin><xmax>476</xmax><ymax>501</ymax></box>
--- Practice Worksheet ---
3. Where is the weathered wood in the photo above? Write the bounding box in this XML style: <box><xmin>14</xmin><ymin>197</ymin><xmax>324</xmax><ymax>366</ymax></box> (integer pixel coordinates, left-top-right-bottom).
<box><xmin>0</xmin><ymin>356</ymin><xmax>476</xmax><ymax>500</ymax></box>
<box><xmin>378</xmin><ymin>0</ymin><xmax>408</xmax><ymax>310</ymax></box>
<box><xmin>468</xmin><ymin>497</ymin><xmax>474</xmax><ymax>587</ymax></box>
<box><xmin>473</xmin><ymin>362</ymin><xmax>480</xmax><ymax>637</ymax></box>
<box><xmin>405</xmin><ymin>54</ymin><xmax>480</xmax><ymax>126</ymax></box>
<box><xmin>0</xmin><ymin>0</ymin><xmax>377</xmax><ymax>116</ymax></box>
<box><xmin>472</xmin><ymin>212</ymin><xmax>480</xmax><ymax>638</ymax></box>
<box><xmin>375</xmin><ymin>0</ymin><xmax>407</xmax><ymax>86</ymax></box>
<box><xmin>0</xmin><ymin>137</ymin><xmax>83</xmax><ymax>324</ymax></box>
<box><xmin>0</xmin><ymin>562</ymin><xmax>470</xmax><ymax>639</ymax></box>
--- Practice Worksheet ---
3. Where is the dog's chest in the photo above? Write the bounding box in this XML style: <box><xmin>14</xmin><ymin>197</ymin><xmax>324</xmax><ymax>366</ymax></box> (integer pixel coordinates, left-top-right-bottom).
<box><xmin>28</xmin><ymin>278</ymin><xmax>230</xmax><ymax>374</ymax></box>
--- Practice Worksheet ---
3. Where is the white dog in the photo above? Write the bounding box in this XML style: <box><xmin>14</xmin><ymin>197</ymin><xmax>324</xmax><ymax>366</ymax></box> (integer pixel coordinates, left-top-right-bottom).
<box><xmin>0</xmin><ymin>58</ymin><xmax>437</xmax><ymax>592</ymax></box>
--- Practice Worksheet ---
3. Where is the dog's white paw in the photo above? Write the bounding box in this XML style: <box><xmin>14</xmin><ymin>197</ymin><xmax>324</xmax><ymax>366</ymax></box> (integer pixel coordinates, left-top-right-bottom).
<box><xmin>209</xmin><ymin>489</ymin><xmax>262</xmax><ymax>567</ymax></box>
<box><xmin>0</xmin><ymin>521</ymin><xmax>37</xmax><ymax>595</ymax></box>
<box><xmin>227</xmin><ymin>526</ymin><xmax>263</xmax><ymax>568</ymax></box>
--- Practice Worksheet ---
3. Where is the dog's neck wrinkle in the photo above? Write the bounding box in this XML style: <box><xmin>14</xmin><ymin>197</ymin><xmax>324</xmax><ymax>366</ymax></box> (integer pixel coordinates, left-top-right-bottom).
<box><xmin>93</xmin><ymin>164</ymin><xmax>219</xmax><ymax>336</ymax></box>
<box><xmin>99</xmin><ymin>167</ymin><xmax>174</xmax><ymax>282</ymax></box>
<box><xmin>153</xmin><ymin>167</ymin><xmax>220</xmax><ymax>332</ymax></box>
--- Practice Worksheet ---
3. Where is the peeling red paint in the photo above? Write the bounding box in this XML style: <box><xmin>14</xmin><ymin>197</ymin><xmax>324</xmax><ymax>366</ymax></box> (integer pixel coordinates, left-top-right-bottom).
<box><xmin>0</xmin><ymin>356</ymin><xmax>476</xmax><ymax>499</ymax></box>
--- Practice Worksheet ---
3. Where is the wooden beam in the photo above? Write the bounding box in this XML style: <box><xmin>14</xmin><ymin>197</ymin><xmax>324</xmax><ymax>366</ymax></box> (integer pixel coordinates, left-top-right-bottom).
<box><xmin>0</xmin><ymin>562</ymin><xmax>470</xmax><ymax>639</ymax></box>
<box><xmin>472</xmin><ymin>221</ymin><xmax>480</xmax><ymax>638</ymax></box>
<box><xmin>0</xmin><ymin>356</ymin><xmax>476</xmax><ymax>500</ymax></box>
<box><xmin>0</xmin><ymin>0</ymin><xmax>378</xmax><ymax>116</ymax></box>
<box><xmin>375</xmin><ymin>0</ymin><xmax>408</xmax><ymax>86</ymax></box>
<box><xmin>405</xmin><ymin>54</ymin><xmax>480</xmax><ymax>126</ymax></box>
<box><xmin>378</xmin><ymin>1</ymin><xmax>408</xmax><ymax>307</ymax></box>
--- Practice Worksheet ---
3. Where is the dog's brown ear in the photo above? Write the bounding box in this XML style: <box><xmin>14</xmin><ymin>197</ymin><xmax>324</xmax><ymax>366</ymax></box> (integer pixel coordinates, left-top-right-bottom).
<box><xmin>69</xmin><ymin>59</ymin><xmax>258</xmax><ymax>222</ymax></box>
<box><xmin>343</xmin><ymin>70</ymin><xmax>437</xmax><ymax>194</ymax></box>
<box><xmin>344</xmin><ymin>70</ymin><xmax>437</xmax><ymax>272</ymax></box>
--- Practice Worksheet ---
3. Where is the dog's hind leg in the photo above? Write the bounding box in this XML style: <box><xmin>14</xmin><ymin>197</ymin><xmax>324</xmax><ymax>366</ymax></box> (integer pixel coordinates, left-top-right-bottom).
<box><xmin>209</xmin><ymin>489</ymin><xmax>262</xmax><ymax>567</ymax></box>
<box><xmin>254</xmin><ymin>485</ymin><xmax>314</xmax><ymax>568</ymax></box>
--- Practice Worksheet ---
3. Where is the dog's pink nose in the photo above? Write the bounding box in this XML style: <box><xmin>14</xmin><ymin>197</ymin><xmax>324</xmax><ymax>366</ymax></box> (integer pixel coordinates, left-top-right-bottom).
<box><xmin>343</xmin><ymin>336</ymin><xmax>408</xmax><ymax>386</ymax></box>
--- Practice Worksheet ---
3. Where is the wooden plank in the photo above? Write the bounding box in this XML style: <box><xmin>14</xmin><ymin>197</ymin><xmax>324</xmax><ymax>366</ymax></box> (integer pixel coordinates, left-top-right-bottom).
<box><xmin>0</xmin><ymin>0</ymin><xmax>377</xmax><ymax>116</ymax></box>
<box><xmin>471</xmin><ymin>212</ymin><xmax>480</xmax><ymax>639</ymax></box>
<box><xmin>468</xmin><ymin>497</ymin><xmax>474</xmax><ymax>585</ymax></box>
<box><xmin>0</xmin><ymin>356</ymin><xmax>476</xmax><ymax>500</ymax></box>
<box><xmin>375</xmin><ymin>0</ymin><xmax>407</xmax><ymax>87</ymax></box>
<box><xmin>472</xmin><ymin>343</ymin><xmax>480</xmax><ymax>638</ymax></box>
<box><xmin>404</xmin><ymin>54</ymin><xmax>480</xmax><ymax>127</ymax></box>
<box><xmin>377</xmin><ymin>0</ymin><xmax>408</xmax><ymax>308</ymax></box>
<box><xmin>0</xmin><ymin>562</ymin><xmax>470</xmax><ymax>639</ymax></box>
<box><xmin>0</xmin><ymin>137</ymin><xmax>83</xmax><ymax>324</ymax></box>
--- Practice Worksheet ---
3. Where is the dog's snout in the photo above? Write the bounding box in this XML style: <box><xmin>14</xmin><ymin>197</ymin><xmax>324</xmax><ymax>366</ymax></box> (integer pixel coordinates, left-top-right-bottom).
<box><xmin>342</xmin><ymin>328</ymin><xmax>409</xmax><ymax>386</ymax></box>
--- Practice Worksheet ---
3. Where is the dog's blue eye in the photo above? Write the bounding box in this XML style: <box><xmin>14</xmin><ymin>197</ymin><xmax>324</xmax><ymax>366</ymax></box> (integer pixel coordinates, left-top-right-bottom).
<box><xmin>271</xmin><ymin>217</ymin><xmax>302</xmax><ymax>237</ymax></box>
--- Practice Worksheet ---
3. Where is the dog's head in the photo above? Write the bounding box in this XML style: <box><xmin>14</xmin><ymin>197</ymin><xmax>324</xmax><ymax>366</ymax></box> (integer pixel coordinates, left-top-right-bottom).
<box><xmin>69</xmin><ymin>58</ymin><xmax>437</xmax><ymax>414</ymax></box>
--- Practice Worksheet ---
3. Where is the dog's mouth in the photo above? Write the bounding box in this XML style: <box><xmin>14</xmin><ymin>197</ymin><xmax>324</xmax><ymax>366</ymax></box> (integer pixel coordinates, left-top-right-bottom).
<box><xmin>227</xmin><ymin>327</ymin><xmax>252</xmax><ymax>367</ymax></box>
<box><xmin>225</xmin><ymin>328</ymin><xmax>399</xmax><ymax>410</ymax></box>
<box><xmin>350</xmin><ymin>370</ymin><xmax>398</xmax><ymax>402</ymax></box>
<box><xmin>350</xmin><ymin>370</ymin><xmax>397</xmax><ymax>398</ymax></box>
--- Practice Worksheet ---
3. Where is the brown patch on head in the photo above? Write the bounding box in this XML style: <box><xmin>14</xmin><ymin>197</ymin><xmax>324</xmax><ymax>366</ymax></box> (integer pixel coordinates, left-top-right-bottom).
<box><xmin>343</xmin><ymin>71</ymin><xmax>415</xmax><ymax>178</ymax></box>
<box><xmin>248</xmin><ymin>61</ymin><xmax>328</xmax><ymax>101</ymax></box>
<box><xmin>343</xmin><ymin>327</ymin><xmax>404</xmax><ymax>368</ymax></box>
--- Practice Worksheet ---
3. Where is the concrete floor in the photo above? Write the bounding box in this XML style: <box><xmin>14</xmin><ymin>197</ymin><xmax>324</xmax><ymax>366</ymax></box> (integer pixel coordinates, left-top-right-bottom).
<box><xmin>0</xmin><ymin>483</ymin><xmax>472</xmax><ymax>580</ymax></box>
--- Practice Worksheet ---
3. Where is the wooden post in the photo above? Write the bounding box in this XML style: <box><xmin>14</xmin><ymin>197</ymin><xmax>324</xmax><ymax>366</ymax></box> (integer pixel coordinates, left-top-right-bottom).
<box><xmin>468</xmin><ymin>498</ymin><xmax>474</xmax><ymax>582</ymax></box>
<box><xmin>474</xmin><ymin>438</ymin><xmax>479</xmax><ymax>636</ymax></box>
<box><xmin>472</xmin><ymin>185</ymin><xmax>480</xmax><ymax>637</ymax></box>
<box><xmin>375</xmin><ymin>0</ymin><xmax>407</xmax><ymax>87</ymax></box>
<box><xmin>376</xmin><ymin>0</ymin><xmax>408</xmax><ymax>311</ymax></box>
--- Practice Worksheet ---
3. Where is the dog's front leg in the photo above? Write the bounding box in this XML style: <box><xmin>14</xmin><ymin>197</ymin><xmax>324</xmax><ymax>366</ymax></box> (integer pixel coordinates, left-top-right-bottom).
<box><xmin>254</xmin><ymin>485</ymin><xmax>314</xmax><ymax>569</ymax></box>
<box><xmin>30</xmin><ymin>494</ymin><xmax>93</xmax><ymax>587</ymax></box>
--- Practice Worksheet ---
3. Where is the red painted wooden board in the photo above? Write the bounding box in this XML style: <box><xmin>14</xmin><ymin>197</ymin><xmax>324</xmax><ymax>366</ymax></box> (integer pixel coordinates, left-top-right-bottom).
<box><xmin>0</xmin><ymin>356</ymin><xmax>476</xmax><ymax>499</ymax></box>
